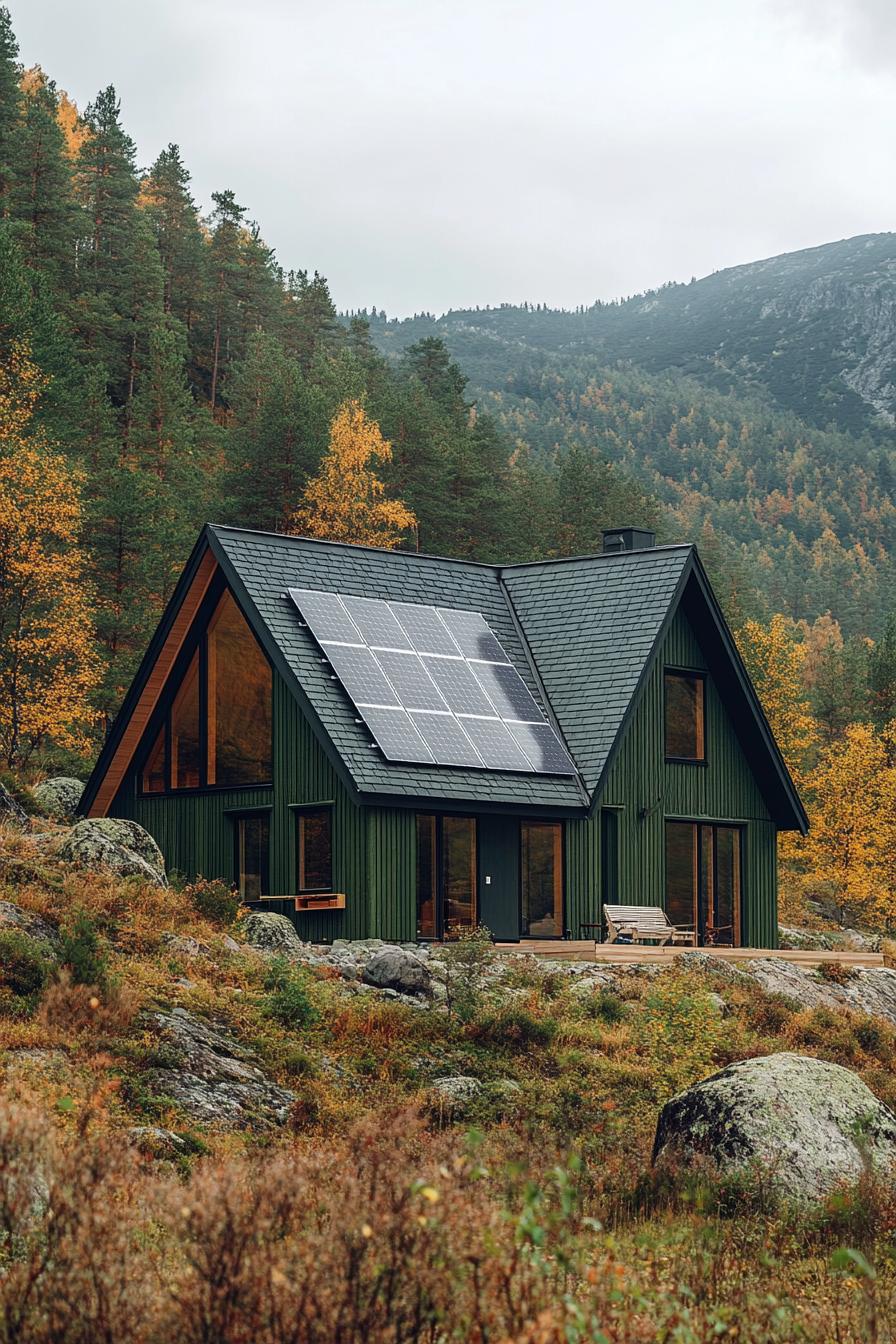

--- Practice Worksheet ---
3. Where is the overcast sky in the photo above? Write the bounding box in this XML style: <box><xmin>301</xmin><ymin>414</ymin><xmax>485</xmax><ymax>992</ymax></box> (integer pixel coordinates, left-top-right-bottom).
<box><xmin>10</xmin><ymin>0</ymin><xmax>896</xmax><ymax>316</ymax></box>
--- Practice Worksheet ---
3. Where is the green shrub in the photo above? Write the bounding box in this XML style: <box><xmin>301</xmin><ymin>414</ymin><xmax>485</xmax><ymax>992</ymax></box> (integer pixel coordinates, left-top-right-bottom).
<box><xmin>0</xmin><ymin>770</ymin><xmax>46</xmax><ymax>817</ymax></box>
<box><xmin>263</xmin><ymin>957</ymin><xmax>319</xmax><ymax>1029</ymax></box>
<box><xmin>0</xmin><ymin>929</ymin><xmax>53</xmax><ymax>1014</ymax></box>
<box><xmin>184</xmin><ymin>876</ymin><xmax>240</xmax><ymax>926</ymax></box>
<box><xmin>59</xmin><ymin>910</ymin><xmax>107</xmax><ymax>987</ymax></box>
<box><xmin>440</xmin><ymin>925</ymin><xmax>496</xmax><ymax>1022</ymax></box>
<box><xmin>467</xmin><ymin>1005</ymin><xmax>558</xmax><ymax>1050</ymax></box>
<box><xmin>586</xmin><ymin>989</ymin><xmax>627</xmax><ymax>1024</ymax></box>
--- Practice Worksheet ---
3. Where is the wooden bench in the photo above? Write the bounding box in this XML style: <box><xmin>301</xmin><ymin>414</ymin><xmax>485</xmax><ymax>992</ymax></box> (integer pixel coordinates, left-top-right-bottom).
<box><xmin>603</xmin><ymin>904</ymin><xmax>696</xmax><ymax>947</ymax></box>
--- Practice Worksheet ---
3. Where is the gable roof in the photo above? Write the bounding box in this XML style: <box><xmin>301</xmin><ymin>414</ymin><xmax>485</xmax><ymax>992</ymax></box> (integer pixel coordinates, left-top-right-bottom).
<box><xmin>81</xmin><ymin>525</ymin><xmax>807</xmax><ymax>831</ymax></box>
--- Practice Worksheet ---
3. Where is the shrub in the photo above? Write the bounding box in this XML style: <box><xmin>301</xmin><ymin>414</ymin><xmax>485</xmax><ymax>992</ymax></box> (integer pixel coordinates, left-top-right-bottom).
<box><xmin>467</xmin><ymin>1005</ymin><xmax>558</xmax><ymax>1050</ymax></box>
<box><xmin>59</xmin><ymin>909</ymin><xmax>108</xmax><ymax>986</ymax></box>
<box><xmin>39</xmin><ymin>969</ymin><xmax>141</xmax><ymax>1037</ymax></box>
<box><xmin>818</xmin><ymin>959</ymin><xmax>854</xmax><ymax>985</ymax></box>
<box><xmin>263</xmin><ymin>956</ymin><xmax>319</xmax><ymax>1028</ymax></box>
<box><xmin>184</xmin><ymin>876</ymin><xmax>240</xmax><ymax>926</ymax></box>
<box><xmin>0</xmin><ymin>929</ymin><xmax>52</xmax><ymax>1014</ymax></box>
<box><xmin>440</xmin><ymin>924</ymin><xmax>496</xmax><ymax>1022</ymax></box>
<box><xmin>586</xmin><ymin>989</ymin><xmax>627</xmax><ymax>1025</ymax></box>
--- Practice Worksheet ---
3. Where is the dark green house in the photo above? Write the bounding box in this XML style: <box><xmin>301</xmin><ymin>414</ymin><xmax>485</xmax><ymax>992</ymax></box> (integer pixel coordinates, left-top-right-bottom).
<box><xmin>80</xmin><ymin>524</ymin><xmax>807</xmax><ymax>947</ymax></box>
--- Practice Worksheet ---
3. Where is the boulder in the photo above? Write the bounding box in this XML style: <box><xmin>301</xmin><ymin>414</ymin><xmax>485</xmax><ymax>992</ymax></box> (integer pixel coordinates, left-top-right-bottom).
<box><xmin>240</xmin><ymin>911</ymin><xmax>305</xmax><ymax>957</ymax></box>
<box><xmin>362</xmin><ymin>946</ymin><xmax>431</xmax><ymax>997</ymax></box>
<box><xmin>0</xmin><ymin>781</ymin><xmax>28</xmax><ymax>828</ymax></box>
<box><xmin>0</xmin><ymin>900</ymin><xmax>60</xmax><ymax>948</ymax></box>
<box><xmin>777</xmin><ymin>926</ymin><xmax>835</xmax><ymax>952</ymax></box>
<box><xmin>30</xmin><ymin>777</ymin><xmax>83</xmax><ymax>819</ymax></box>
<box><xmin>128</xmin><ymin>1126</ymin><xmax>196</xmax><ymax>1160</ymax></box>
<box><xmin>145</xmin><ymin>1007</ymin><xmax>295</xmax><ymax>1129</ymax></box>
<box><xmin>160</xmin><ymin>932</ymin><xmax>211</xmax><ymax>960</ymax></box>
<box><xmin>429</xmin><ymin>1075</ymin><xmax>483</xmax><ymax>1120</ymax></box>
<box><xmin>59</xmin><ymin>818</ymin><xmax>166</xmax><ymax>886</ymax></box>
<box><xmin>653</xmin><ymin>1052</ymin><xmax>896</xmax><ymax>1204</ymax></box>
<box><xmin>746</xmin><ymin>958</ymin><xmax>896</xmax><ymax>1026</ymax></box>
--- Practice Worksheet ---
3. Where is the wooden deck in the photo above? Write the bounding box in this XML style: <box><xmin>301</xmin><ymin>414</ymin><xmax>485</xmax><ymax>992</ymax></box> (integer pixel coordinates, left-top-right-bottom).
<box><xmin>494</xmin><ymin>940</ymin><xmax>885</xmax><ymax>968</ymax></box>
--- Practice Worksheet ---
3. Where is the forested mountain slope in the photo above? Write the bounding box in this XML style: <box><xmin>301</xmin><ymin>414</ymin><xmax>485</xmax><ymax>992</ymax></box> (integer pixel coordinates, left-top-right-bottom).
<box><xmin>368</xmin><ymin>237</ymin><xmax>896</xmax><ymax>635</ymax></box>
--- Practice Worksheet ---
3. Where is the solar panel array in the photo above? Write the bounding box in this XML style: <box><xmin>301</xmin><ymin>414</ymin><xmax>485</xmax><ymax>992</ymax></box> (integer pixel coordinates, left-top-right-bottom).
<box><xmin>288</xmin><ymin>588</ymin><xmax>577</xmax><ymax>776</ymax></box>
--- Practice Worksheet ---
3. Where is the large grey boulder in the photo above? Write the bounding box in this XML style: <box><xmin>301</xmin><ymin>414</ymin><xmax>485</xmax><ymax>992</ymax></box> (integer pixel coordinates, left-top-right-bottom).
<box><xmin>31</xmin><ymin>777</ymin><xmax>83</xmax><ymax>819</ymax></box>
<box><xmin>145</xmin><ymin>1007</ymin><xmax>295</xmax><ymax>1129</ymax></box>
<box><xmin>429</xmin><ymin>1075</ymin><xmax>483</xmax><ymax>1120</ymax></box>
<box><xmin>240</xmin><ymin>911</ymin><xmax>305</xmax><ymax>957</ymax></box>
<box><xmin>653</xmin><ymin>1052</ymin><xmax>896</xmax><ymax>1203</ymax></box>
<box><xmin>362</xmin><ymin>945</ymin><xmax>431</xmax><ymax>997</ymax></box>
<box><xmin>0</xmin><ymin>900</ymin><xmax>60</xmax><ymax>948</ymax></box>
<box><xmin>59</xmin><ymin>818</ymin><xmax>166</xmax><ymax>886</ymax></box>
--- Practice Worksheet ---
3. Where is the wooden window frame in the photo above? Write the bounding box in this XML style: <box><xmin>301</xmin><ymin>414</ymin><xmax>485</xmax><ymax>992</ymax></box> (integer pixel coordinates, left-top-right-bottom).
<box><xmin>136</xmin><ymin>581</ymin><xmax>274</xmax><ymax>799</ymax></box>
<box><xmin>414</xmin><ymin>813</ymin><xmax>478</xmax><ymax>942</ymax></box>
<box><xmin>664</xmin><ymin>667</ymin><xmax>707</xmax><ymax>765</ymax></box>
<box><xmin>232</xmin><ymin>809</ymin><xmax>272</xmax><ymax>900</ymax></box>
<box><xmin>296</xmin><ymin>805</ymin><xmax>334</xmax><ymax>895</ymax></box>
<box><xmin>519</xmin><ymin>819</ymin><xmax>565</xmax><ymax>940</ymax></box>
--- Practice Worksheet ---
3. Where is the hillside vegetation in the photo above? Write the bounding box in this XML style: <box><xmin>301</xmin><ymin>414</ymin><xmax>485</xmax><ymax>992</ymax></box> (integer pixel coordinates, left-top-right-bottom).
<box><xmin>3</xmin><ymin>818</ymin><xmax>896</xmax><ymax>1342</ymax></box>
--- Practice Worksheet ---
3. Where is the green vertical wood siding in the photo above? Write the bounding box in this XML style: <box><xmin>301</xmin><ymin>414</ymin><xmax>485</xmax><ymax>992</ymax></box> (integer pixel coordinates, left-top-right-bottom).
<box><xmin>114</xmin><ymin>670</ymin><xmax>370</xmax><ymax>940</ymax></box>
<box><xmin>585</xmin><ymin>607</ymin><xmax>778</xmax><ymax>946</ymax></box>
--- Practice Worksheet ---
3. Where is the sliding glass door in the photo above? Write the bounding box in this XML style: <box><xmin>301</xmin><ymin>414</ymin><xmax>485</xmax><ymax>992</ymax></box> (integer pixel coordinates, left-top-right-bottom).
<box><xmin>664</xmin><ymin>821</ymin><xmax>742</xmax><ymax>946</ymax></box>
<box><xmin>521</xmin><ymin>821</ymin><xmax>563</xmax><ymax>937</ymax></box>
<box><xmin>416</xmin><ymin>815</ymin><xmax>477</xmax><ymax>939</ymax></box>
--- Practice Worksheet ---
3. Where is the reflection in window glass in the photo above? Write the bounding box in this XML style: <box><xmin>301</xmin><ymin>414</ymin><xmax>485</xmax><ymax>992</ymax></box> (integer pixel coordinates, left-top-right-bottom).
<box><xmin>298</xmin><ymin>808</ymin><xmax>332</xmax><ymax>892</ymax></box>
<box><xmin>665</xmin><ymin>820</ymin><xmax>697</xmax><ymax>929</ymax></box>
<box><xmin>664</xmin><ymin>671</ymin><xmax>705</xmax><ymax>761</ymax></box>
<box><xmin>208</xmin><ymin>590</ymin><xmax>273</xmax><ymax>787</ymax></box>
<box><xmin>442</xmin><ymin>816</ymin><xmax>476</xmax><ymax>935</ymax></box>
<box><xmin>416</xmin><ymin>814</ymin><xmax>437</xmax><ymax>938</ymax></box>
<box><xmin>171</xmin><ymin>651</ymin><xmax>201</xmax><ymax>789</ymax></box>
<box><xmin>521</xmin><ymin>821</ymin><xmax>563</xmax><ymax>937</ymax></box>
<box><xmin>237</xmin><ymin>814</ymin><xmax>270</xmax><ymax>899</ymax></box>
<box><xmin>141</xmin><ymin>725</ymin><xmax>166</xmax><ymax>794</ymax></box>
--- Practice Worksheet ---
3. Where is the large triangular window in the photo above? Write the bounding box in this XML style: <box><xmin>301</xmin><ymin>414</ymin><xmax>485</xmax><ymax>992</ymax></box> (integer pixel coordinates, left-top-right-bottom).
<box><xmin>139</xmin><ymin>587</ymin><xmax>272</xmax><ymax>794</ymax></box>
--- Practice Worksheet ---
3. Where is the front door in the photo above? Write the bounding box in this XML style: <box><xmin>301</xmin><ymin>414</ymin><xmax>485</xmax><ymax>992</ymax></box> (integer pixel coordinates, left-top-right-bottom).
<box><xmin>520</xmin><ymin>821</ymin><xmax>563</xmax><ymax>937</ymax></box>
<box><xmin>664</xmin><ymin>820</ymin><xmax>742</xmax><ymax>946</ymax></box>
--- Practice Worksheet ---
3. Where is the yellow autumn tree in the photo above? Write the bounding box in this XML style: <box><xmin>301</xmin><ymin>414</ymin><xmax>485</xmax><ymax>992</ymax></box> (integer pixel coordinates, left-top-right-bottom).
<box><xmin>736</xmin><ymin>614</ymin><xmax>819</xmax><ymax>784</ymax></box>
<box><xmin>801</xmin><ymin>722</ymin><xmax>896</xmax><ymax>931</ymax></box>
<box><xmin>290</xmin><ymin>400</ymin><xmax>416</xmax><ymax>548</ymax></box>
<box><xmin>0</xmin><ymin>343</ymin><xmax>99</xmax><ymax>766</ymax></box>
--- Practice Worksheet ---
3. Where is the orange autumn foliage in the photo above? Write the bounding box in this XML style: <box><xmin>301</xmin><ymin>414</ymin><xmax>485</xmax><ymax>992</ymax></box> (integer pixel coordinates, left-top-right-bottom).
<box><xmin>289</xmin><ymin>400</ymin><xmax>416</xmax><ymax>549</ymax></box>
<box><xmin>0</xmin><ymin>342</ymin><xmax>99</xmax><ymax>765</ymax></box>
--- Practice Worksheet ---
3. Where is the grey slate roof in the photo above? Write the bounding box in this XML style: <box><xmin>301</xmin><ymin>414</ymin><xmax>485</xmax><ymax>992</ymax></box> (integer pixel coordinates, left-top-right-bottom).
<box><xmin>208</xmin><ymin>526</ymin><xmax>692</xmax><ymax>812</ymax></box>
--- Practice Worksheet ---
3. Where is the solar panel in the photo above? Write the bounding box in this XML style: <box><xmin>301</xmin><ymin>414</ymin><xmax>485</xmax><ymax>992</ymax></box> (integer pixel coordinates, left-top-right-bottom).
<box><xmin>288</xmin><ymin>588</ymin><xmax>577</xmax><ymax>777</ymax></box>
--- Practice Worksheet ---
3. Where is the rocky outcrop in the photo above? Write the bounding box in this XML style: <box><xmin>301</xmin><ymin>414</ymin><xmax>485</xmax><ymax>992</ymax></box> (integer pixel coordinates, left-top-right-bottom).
<box><xmin>0</xmin><ymin>781</ymin><xmax>28</xmax><ymax>828</ymax></box>
<box><xmin>429</xmin><ymin>1075</ymin><xmax>483</xmax><ymax>1119</ymax></box>
<box><xmin>362</xmin><ymin>946</ymin><xmax>431</xmax><ymax>997</ymax></box>
<box><xmin>239</xmin><ymin>911</ymin><xmax>305</xmax><ymax>957</ymax></box>
<box><xmin>145</xmin><ymin>1007</ymin><xmax>295</xmax><ymax>1129</ymax></box>
<box><xmin>653</xmin><ymin>1052</ymin><xmax>896</xmax><ymax>1203</ymax></box>
<box><xmin>747</xmin><ymin>959</ymin><xmax>896</xmax><ymax>1025</ymax></box>
<box><xmin>0</xmin><ymin>900</ymin><xmax>60</xmax><ymax>948</ymax></box>
<box><xmin>59</xmin><ymin>818</ymin><xmax>167</xmax><ymax>886</ymax></box>
<box><xmin>31</xmin><ymin>777</ymin><xmax>83</xmax><ymax>819</ymax></box>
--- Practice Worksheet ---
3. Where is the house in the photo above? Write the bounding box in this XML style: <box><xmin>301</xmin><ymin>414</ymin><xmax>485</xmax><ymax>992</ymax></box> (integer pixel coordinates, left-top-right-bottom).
<box><xmin>80</xmin><ymin>524</ymin><xmax>807</xmax><ymax>947</ymax></box>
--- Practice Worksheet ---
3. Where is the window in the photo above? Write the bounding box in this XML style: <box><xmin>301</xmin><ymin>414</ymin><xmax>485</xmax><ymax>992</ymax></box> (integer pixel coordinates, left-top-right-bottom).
<box><xmin>415</xmin><ymin>815</ymin><xmax>477</xmax><ymax>939</ymax></box>
<box><xmin>297</xmin><ymin>807</ymin><xmax>332</xmax><ymax>893</ymax></box>
<box><xmin>416</xmin><ymin>814</ymin><xmax>437</xmax><ymax>939</ymax></box>
<box><xmin>171</xmin><ymin>650</ymin><xmax>201</xmax><ymax>789</ymax></box>
<box><xmin>664</xmin><ymin>670</ymin><xmax>706</xmax><ymax>762</ymax></box>
<box><xmin>141</xmin><ymin>725</ymin><xmax>166</xmax><ymax>794</ymax></box>
<box><xmin>235</xmin><ymin>813</ymin><xmax>270</xmax><ymax>899</ymax></box>
<box><xmin>138</xmin><ymin>585</ymin><xmax>273</xmax><ymax>794</ymax></box>
<box><xmin>521</xmin><ymin>821</ymin><xmax>563</xmax><ymax>937</ymax></box>
<box><xmin>208</xmin><ymin>590</ymin><xmax>272</xmax><ymax>787</ymax></box>
<box><xmin>664</xmin><ymin>821</ymin><xmax>741</xmax><ymax>946</ymax></box>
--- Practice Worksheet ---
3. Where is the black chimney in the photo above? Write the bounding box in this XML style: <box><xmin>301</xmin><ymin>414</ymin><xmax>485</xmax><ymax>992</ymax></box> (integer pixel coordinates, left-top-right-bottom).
<box><xmin>601</xmin><ymin>527</ymin><xmax>656</xmax><ymax>554</ymax></box>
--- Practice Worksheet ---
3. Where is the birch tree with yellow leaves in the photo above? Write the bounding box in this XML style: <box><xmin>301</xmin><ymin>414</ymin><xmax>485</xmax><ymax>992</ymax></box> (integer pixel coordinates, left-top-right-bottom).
<box><xmin>290</xmin><ymin>400</ymin><xmax>417</xmax><ymax>549</ymax></box>
<box><xmin>0</xmin><ymin>343</ymin><xmax>99</xmax><ymax>765</ymax></box>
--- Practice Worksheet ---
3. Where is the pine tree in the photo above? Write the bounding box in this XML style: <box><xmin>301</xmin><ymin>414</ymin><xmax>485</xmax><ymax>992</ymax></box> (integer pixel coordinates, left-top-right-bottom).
<box><xmin>867</xmin><ymin>614</ymin><xmax>896</xmax><ymax>728</ymax></box>
<box><xmin>140</xmin><ymin>144</ymin><xmax>204</xmax><ymax>330</ymax></box>
<box><xmin>0</xmin><ymin>7</ymin><xmax>22</xmax><ymax>216</ymax></box>
<box><xmin>402</xmin><ymin>337</ymin><xmax>468</xmax><ymax>426</ymax></box>
<box><xmin>10</xmin><ymin>69</ymin><xmax>78</xmax><ymax>291</ymax></box>
<box><xmin>283</xmin><ymin>269</ymin><xmax>342</xmax><ymax>372</ymax></box>
<box><xmin>203</xmin><ymin>189</ymin><xmax>246</xmax><ymax>410</ymax></box>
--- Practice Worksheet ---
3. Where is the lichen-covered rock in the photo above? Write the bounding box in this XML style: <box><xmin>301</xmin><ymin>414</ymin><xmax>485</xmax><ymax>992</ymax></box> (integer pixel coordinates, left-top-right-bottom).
<box><xmin>362</xmin><ymin>946</ymin><xmax>431</xmax><ymax>997</ymax></box>
<box><xmin>240</xmin><ymin>911</ymin><xmax>305</xmax><ymax>957</ymax></box>
<box><xmin>777</xmin><ymin>926</ymin><xmax>835</xmax><ymax>952</ymax></box>
<box><xmin>59</xmin><ymin>818</ymin><xmax>166</xmax><ymax>886</ymax></box>
<box><xmin>30</xmin><ymin>777</ymin><xmax>83</xmax><ymax>819</ymax></box>
<box><xmin>0</xmin><ymin>900</ymin><xmax>60</xmax><ymax>948</ymax></box>
<box><xmin>0</xmin><ymin>781</ymin><xmax>28</xmax><ymax>828</ymax></box>
<box><xmin>160</xmin><ymin>932</ymin><xmax>211</xmax><ymax>959</ymax></box>
<box><xmin>653</xmin><ymin>1052</ymin><xmax>896</xmax><ymax>1203</ymax></box>
<box><xmin>746</xmin><ymin>958</ymin><xmax>896</xmax><ymax>1025</ymax></box>
<box><xmin>145</xmin><ymin>1007</ymin><xmax>295</xmax><ymax>1129</ymax></box>
<box><xmin>128</xmin><ymin>1126</ymin><xmax>196</xmax><ymax>1160</ymax></box>
<box><xmin>429</xmin><ymin>1075</ymin><xmax>483</xmax><ymax>1120</ymax></box>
